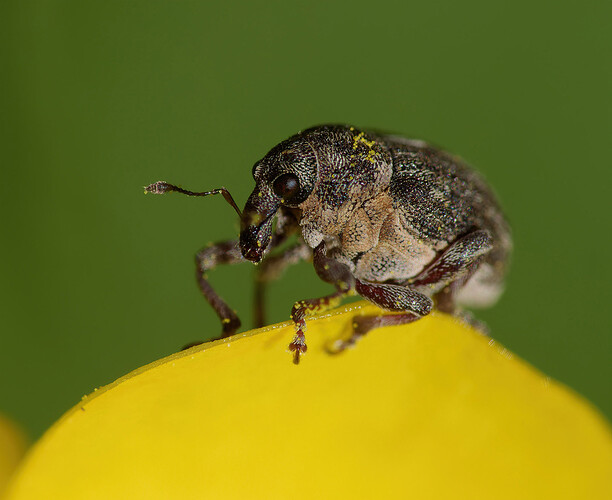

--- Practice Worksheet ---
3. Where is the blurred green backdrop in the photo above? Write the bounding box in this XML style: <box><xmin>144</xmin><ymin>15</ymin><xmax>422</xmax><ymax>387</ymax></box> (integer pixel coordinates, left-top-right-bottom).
<box><xmin>1</xmin><ymin>1</ymin><xmax>610</xmax><ymax>439</ymax></box>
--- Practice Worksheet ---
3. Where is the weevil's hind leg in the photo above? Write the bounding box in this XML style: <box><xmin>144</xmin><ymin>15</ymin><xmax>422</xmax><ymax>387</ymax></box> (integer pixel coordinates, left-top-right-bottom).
<box><xmin>432</xmin><ymin>262</ymin><xmax>480</xmax><ymax>314</ymax></box>
<box><xmin>328</xmin><ymin>311</ymin><xmax>421</xmax><ymax>354</ymax></box>
<box><xmin>328</xmin><ymin>279</ymin><xmax>433</xmax><ymax>354</ymax></box>
<box><xmin>408</xmin><ymin>230</ymin><xmax>493</xmax><ymax>317</ymax></box>
<box><xmin>254</xmin><ymin>242</ymin><xmax>311</xmax><ymax>328</ymax></box>
<box><xmin>407</xmin><ymin>229</ymin><xmax>494</xmax><ymax>335</ymax></box>
<box><xmin>288</xmin><ymin>242</ymin><xmax>355</xmax><ymax>364</ymax></box>
<box><xmin>195</xmin><ymin>239</ymin><xmax>246</xmax><ymax>339</ymax></box>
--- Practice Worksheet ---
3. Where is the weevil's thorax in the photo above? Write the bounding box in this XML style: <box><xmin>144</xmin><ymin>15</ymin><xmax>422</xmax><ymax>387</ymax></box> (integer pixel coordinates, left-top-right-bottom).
<box><xmin>296</xmin><ymin>126</ymin><xmax>394</xmax><ymax>251</ymax></box>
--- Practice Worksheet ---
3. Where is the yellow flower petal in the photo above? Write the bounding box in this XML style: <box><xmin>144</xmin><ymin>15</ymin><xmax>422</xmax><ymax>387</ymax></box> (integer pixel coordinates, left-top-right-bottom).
<box><xmin>5</xmin><ymin>302</ymin><xmax>612</xmax><ymax>499</ymax></box>
<box><xmin>0</xmin><ymin>414</ymin><xmax>28</xmax><ymax>498</ymax></box>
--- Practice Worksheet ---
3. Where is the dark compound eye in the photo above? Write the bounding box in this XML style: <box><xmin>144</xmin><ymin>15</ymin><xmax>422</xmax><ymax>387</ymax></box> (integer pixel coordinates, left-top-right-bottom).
<box><xmin>272</xmin><ymin>173</ymin><xmax>300</xmax><ymax>201</ymax></box>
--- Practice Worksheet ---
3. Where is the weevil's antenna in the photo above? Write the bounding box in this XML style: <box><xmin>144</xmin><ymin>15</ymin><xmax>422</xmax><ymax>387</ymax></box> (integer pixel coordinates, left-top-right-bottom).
<box><xmin>144</xmin><ymin>181</ymin><xmax>242</xmax><ymax>218</ymax></box>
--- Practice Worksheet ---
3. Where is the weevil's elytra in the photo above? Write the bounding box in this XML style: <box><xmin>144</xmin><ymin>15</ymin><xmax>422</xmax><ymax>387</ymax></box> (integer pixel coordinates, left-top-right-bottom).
<box><xmin>145</xmin><ymin>124</ymin><xmax>512</xmax><ymax>364</ymax></box>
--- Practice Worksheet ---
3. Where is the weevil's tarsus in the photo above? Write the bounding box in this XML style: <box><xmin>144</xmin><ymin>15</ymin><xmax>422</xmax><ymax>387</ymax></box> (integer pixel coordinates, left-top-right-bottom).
<box><xmin>289</xmin><ymin>288</ymin><xmax>347</xmax><ymax>364</ymax></box>
<box><xmin>288</xmin><ymin>331</ymin><xmax>307</xmax><ymax>364</ymax></box>
<box><xmin>145</xmin><ymin>181</ymin><xmax>242</xmax><ymax>218</ymax></box>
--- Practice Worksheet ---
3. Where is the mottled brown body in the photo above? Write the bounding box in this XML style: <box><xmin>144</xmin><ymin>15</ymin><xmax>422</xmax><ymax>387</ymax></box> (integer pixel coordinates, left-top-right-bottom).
<box><xmin>289</xmin><ymin>127</ymin><xmax>511</xmax><ymax>307</ymax></box>
<box><xmin>146</xmin><ymin>124</ymin><xmax>511</xmax><ymax>363</ymax></box>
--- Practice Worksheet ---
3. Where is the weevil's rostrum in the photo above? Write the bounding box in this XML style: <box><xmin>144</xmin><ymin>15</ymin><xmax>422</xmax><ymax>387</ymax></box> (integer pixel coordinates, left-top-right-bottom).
<box><xmin>146</xmin><ymin>125</ymin><xmax>512</xmax><ymax>363</ymax></box>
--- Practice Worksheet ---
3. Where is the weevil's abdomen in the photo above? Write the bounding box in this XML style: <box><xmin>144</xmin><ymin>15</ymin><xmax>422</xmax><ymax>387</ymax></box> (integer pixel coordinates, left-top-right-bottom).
<box><xmin>381</xmin><ymin>134</ymin><xmax>511</xmax><ymax>305</ymax></box>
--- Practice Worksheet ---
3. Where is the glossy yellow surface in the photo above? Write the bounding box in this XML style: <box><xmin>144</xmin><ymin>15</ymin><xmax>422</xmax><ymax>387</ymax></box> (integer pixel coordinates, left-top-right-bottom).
<box><xmin>5</xmin><ymin>303</ymin><xmax>612</xmax><ymax>499</ymax></box>
<box><xmin>0</xmin><ymin>415</ymin><xmax>27</xmax><ymax>498</ymax></box>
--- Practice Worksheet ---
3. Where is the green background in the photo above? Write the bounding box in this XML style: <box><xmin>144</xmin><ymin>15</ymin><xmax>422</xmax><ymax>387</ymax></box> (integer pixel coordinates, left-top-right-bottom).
<box><xmin>1</xmin><ymin>1</ymin><xmax>610</xmax><ymax>439</ymax></box>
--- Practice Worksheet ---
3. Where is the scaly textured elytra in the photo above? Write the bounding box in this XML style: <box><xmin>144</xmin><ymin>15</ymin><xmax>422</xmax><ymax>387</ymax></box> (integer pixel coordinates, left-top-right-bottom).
<box><xmin>145</xmin><ymin>124</ymin><xmax>512</xmax><ymax>364</ymax></box>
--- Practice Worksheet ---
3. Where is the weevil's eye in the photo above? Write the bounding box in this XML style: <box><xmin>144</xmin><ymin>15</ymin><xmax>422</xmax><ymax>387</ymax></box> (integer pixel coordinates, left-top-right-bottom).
<box><xmin>272</xmin><ymin>173</ymin><xmax>300</xmax><ymax>201</ymax></box>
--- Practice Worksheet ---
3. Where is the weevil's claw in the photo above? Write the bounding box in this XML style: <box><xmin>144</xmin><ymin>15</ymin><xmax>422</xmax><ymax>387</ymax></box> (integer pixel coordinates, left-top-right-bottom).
<box><xmin>144</xmin><ymin>181</ymin><xmax>170</xmax><ymax>194</ymax></box>
<box><xmin>288</xmin><ymin>332</ymin><xmax>307</xmax><ymax>364</ymax></box>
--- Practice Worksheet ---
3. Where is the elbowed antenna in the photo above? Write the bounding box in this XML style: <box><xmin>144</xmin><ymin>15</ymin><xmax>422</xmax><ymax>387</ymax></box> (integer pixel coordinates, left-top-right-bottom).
<box><xmin>144</xmin><ymin>181</ymin><xmax>242</xmax><ymax>218</ymax></box>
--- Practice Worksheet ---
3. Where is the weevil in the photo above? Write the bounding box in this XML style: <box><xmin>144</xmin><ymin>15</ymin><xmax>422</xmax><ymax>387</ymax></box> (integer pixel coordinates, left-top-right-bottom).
<box><xmin>146</xmin><ymin>125</ymin><xmax>511</xmax><ymax>363</ymax></box>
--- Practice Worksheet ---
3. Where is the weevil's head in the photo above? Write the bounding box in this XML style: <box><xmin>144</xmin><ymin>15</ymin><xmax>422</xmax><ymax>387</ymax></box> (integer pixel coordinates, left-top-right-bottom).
<box><xmin>239</xmin><ymin>133</ymin><xmax>318</xmax><ymax>262</ymax></box>
<box><xmin>239</xmin><ymin>125</ymin><xmax>393</xmax><ymax>262</ymax></box>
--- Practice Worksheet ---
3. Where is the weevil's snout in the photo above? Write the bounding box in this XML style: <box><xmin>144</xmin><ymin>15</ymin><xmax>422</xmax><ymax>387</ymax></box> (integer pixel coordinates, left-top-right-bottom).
<box><xmin>239</xmin><ymin>192</ymin><xmax>279</xmax><ymax>263</ymax></box>
<box><xmin>239</xmin><ymin>225</ymin><xmax>267</xmax><ymax>262</ymax></box>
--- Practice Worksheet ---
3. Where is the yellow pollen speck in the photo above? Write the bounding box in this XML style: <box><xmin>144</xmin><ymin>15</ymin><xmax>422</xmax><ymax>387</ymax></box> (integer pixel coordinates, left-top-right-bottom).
<box><xmin>353</xmin><ymin>131</ymin><xmax>376</xmax><ymax>151</ymax></box>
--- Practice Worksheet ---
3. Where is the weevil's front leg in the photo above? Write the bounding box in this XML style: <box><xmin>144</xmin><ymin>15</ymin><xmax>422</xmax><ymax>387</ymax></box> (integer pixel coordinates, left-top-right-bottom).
<box><xmin>289</xmin><ymin>290</ymin><xmax>348</xmax><ymax>364</ymax></box>
<box><xmin>254</xmin><ymin>242</ymin><xmax>311</xmax><ymax>328</ymax></box>
<box><xmin>409</xmin><ymin>230</ymin><xmax>493</xmax><ymax>313</ymax></box>
<box><xmin>195</xmin><ymin>240</ymin><xmax>246</xmax><ymax>337</ymax></box>
<box><xmin>193</xmin><ymin>231</ymin><xmax>294</xmax><ymax>347</ymax></box>
<box><xmin>288</xmin><ymin>242</ymin><xmax>355</xmax><ymax>364</ymax></box>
